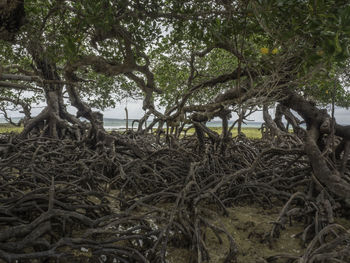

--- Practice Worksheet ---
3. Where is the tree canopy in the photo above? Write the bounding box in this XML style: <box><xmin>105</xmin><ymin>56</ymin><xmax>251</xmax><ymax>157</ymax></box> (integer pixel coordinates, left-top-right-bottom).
<box><xmin>1</xmin><ymin>0</ymin><xmax>350</xmax><ymax>127</ymax></box>
<box><xmin>2</xmin><ymin>1</ymin><xmax>350</xmax><ymax>262</ymax></box>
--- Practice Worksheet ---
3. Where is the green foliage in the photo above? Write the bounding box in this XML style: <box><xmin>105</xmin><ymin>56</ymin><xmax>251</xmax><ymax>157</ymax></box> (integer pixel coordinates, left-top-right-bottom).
<box><xmin>81</xmin><ymin>72</ymin><xmax>142</xmax><ymax>110</ymax></box>
<box><xmin>153</xmin><ymin>45</ymin><xmax>237</xmax><ymax>107</ymax></box>
<box><xmin>250</xmin><ymin>0</ymin><xmax>350</xmax><ymax>93</ymax></box>
<box><xmin>1</xmin><ymin>0</ymin><xmax>350</xmax><ymax>120</ymax></box>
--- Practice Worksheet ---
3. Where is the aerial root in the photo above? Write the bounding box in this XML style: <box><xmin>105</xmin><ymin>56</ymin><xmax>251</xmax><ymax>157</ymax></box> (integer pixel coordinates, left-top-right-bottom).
<box><xmin>0</xmin><ymin>132</ymin><xmax>349</xmax><ymax>262</ymax></box>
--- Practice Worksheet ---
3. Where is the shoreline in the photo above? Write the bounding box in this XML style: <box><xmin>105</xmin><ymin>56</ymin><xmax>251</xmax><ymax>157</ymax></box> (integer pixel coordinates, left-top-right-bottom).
<box><xmin>0</xmin><ymin>124</ymin><xmax>262</xmax><ymax>138</ymax></box>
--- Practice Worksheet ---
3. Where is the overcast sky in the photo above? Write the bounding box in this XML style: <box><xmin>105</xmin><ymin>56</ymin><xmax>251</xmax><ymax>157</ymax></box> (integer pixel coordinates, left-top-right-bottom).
<box><xmin>102</xmin><ymin>100</ymin><xmax>350</xmax><ymax>125</ymax></box>
<box><xmin>4</xmin><ymin>99</ymin><xmax>350</xmax><ymax>125</ymax></box>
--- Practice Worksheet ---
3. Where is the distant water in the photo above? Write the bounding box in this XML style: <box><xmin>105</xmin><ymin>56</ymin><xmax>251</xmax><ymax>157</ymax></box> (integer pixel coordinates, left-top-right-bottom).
<box><xmin>0</xmin><ymin>117</ymin><xmax>263</xmax><ymax>130</ymax></box>
<box><xmin>104</xmin><ymin>118</ymin><xmax>263</xmax><ymax>130</ymax></box>
<box><xmin>0</xmin><ymin>117</ymin><xmax>22</xmax><ymax>124</ymax></box>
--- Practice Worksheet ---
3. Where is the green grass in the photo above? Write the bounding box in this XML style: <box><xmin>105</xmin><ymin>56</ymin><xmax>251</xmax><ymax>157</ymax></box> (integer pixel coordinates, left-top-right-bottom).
<box><xmin>184</xmin><ymin>127</ymin><xmax>261</xmax><ymax>139</ymax></box>
<box><xmin>0</xmin><ymin>123</ymin><xmax>262</xmax><ymax>139</ymax></box>
<box><xmin>0</xmin><ymin>124</ymin><xmax>23</xmax><ymax>133</ymax></box>
<box><xmin>211</xmin><ymin>127</ymin><xmax>261</xmax><ymax>138</ymax></box>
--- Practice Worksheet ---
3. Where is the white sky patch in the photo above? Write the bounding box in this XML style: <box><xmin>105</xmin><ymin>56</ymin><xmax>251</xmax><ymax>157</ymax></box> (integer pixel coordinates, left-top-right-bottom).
<box><xmin>103</xmin><ymin>100</ymin><xmax>145</xmax><ymax>119</ymax></box>
<box><xmin>3</xmin><ymin>99</ymin><xmax>350</xmax><ymax>125</ymax></box>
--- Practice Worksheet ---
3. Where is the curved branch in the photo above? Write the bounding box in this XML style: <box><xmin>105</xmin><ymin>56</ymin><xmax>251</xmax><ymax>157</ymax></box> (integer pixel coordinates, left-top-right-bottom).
<box><xmin>0</xmin><ymin>81</ymin><xmax>42</xmax><ymax>92</ymax></box>
<box><xmin>305</xmin><ymin>127</ymin><xmax>350</xmax><ymax>200</ymax></box>
<box><xmin>0</xmin><ymin>96</ymin><xmax>31</xmax><ymax>119</ymax></box>
<box><xmin>166</xmin><ymin>67</ymin><xmax>249</xmax><ymax>120</ymax></box>
<box><xmin>282</xmin><ymin>90</ymin><xmax>350</xmax><ymax>140</ymax></box>
<box><xmin>281</xmin><ymin>90</ymin><xmax>350</xmax><ymax>201</ymax></box>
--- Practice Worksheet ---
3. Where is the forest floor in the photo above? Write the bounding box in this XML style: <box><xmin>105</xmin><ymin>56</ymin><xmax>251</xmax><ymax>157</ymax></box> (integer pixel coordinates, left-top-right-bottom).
<box><xmin>167</xmin><ymin>204</ymin><xmax>350</xmax><ymax>262</ymax></box>
<box><xmin>167</xmin><ymin>204</ymin><xmax>304</xmax><ymax>263</ymax></box>
<box><xmin>0</xmin><ymin>130</ymin><xmax>349</xmax><ymax>262</ymax></box>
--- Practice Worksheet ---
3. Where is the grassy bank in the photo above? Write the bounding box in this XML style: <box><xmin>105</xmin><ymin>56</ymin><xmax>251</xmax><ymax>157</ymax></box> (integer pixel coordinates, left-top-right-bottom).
<box><xmin>0</xmin><ymin>124</ymin><xmax>262</xmax><ymax>139</ymax></box>
<box><xmin>183</xmin><ymin>127</ymin><xmax>261</xmax><ymax>138</ymax></box>
<box><xmin>208</xmin><ymin>126</ymin><xmax>261</xmax><ymax>138</ymax></box>
<box><xmin>0</xmin><ymin>123</ymin><xmax>23</xmax><ymax>134</ymax></box>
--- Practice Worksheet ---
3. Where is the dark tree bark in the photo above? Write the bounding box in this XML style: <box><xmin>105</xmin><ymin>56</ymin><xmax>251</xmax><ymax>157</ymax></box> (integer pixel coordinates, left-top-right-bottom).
<box><xmin>262</xmin><ymin>105</ymin><xmax>283</xmax><ymax>139</ymax></box>
<box><xmin>274</xmin><ymin>104</ymin><xmax>287</xmax><ymax>132</ymax></box>
<box><xmin>305</xmin><ymin>127</ymin><xmax>350</xmax><ymax>200</ymax></box>
<box><xmin>17</xmin><ymin>45</ymin><xmax>89</xmax><ymax>139</ymax></box>
<box><xmin>19</xmin><ymin>72</ymin><xmax>64</xmax><ymax>138</ymax></box>
<box><xmin>236</xmin><ymin>108</ymin><xmax>246</xmax><ymax>135</ymax></box>
<box><xmin>278</xmin><ymin>104</ymin><xmax>304</xmax><ymax>137</ymax></box>
<box><xmin>125</xmin><ymin>106</ymin><xmax>129</xmax><ymax>131</ymax></box>
<box><xmin>137</xmin><ymin>111</ymin><xmax>151</xmax><ymax>133</ymax></box>
<box><xmin>193</xmin><ymin>121</ymin><xmax>205</xmax><ymax>153</ymax></box>
<box><xmin>281</xmin><ymin>90</ymin><xmax>350</xmax><ymax>201</ymax></box>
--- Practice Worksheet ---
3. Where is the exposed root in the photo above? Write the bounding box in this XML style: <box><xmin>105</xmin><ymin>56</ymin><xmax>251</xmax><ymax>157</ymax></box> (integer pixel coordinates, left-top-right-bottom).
<box><xmin>0</xmin><ymin>131</ymin><xmax>349</xmax><ymax>262</ymax></box>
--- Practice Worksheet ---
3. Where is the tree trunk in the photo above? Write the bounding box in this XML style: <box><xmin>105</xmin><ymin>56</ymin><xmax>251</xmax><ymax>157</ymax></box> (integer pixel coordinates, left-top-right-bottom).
<box><xmin>305</xmin><ymin>126</ymin><xmax>350</xmax><ymax>200</ymax></box>
<box><xmin>18</xmin><ymin>46</ymin><xmax>89</xmax><ymax>139</ymax></box>
<box><xmin>125</xmin><ymin>106</ymin><xmax>129</xmax><ymax>131</ymax></box>
<box><xmin>262</xmin><ymin>105</ymin><xmax>283</xmax><ymax>139</ymax></box>
<box><xmin>64</xmin><ymin>70</ymin><xmax>107</xmax><ymax>144</ymax></box>
<box><xmin>237</xmin><ymin>108</ymin><xmax>246</xmax><ymax>135</ymax></box>
<box><xmin>281</xmin><ymin>90</ymin><xmax>350</xmax><ymax>202</ymax></box>
<box><xmin>194</xmin><ymin>122</ymin><xmax>205</xmax><ymax>153</ymax></box>
<box><xmin>137</xmin><ymin>111</ymin><xmax>151</xmax><ymax>133</ymax></box>
<box><xmin>274</xmin><ymin>104</ymin><xmax>287</xmax><ymax>132</ymax></box>
<box><xmin>237</xmin><ymin>116</ymin><xmax>242</xmax><ymax>135</ymax></box>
